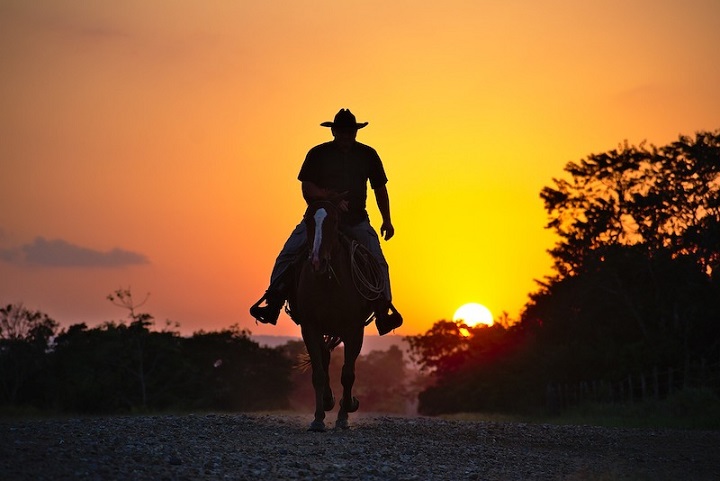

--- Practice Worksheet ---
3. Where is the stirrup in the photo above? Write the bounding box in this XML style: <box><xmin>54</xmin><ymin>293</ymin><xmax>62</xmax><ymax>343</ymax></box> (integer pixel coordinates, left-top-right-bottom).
<box><xmin>249</xmin><ymin>294</ymin><xmax>282</xmax><ymax>325</ymax></box>
<box><xmin>375</xmin><ymin>302</ymin><xmax>403</xmax><ymax>336</ymax></box>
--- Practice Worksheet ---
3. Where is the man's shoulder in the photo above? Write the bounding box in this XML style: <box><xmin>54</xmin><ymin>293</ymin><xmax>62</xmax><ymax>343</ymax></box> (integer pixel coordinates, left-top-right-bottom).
<box><xmin>307</xmin><ymin>141</ymin><xmax>335</xmax><ymax>154</ymax></box>
<box><xmin>305</xmin><ymin>141</ymin><xmax>379</xmax><ymax>160</ymax></box>
<box><xmin>354</xmin><ymin>141</ymin><xmax>378</xmax><ymax>154</ymax></box>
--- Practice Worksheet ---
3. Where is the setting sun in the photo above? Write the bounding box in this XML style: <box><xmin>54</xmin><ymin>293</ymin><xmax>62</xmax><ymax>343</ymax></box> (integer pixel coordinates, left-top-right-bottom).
<box><xmin>453</xmin><ymin>303</ymin><xmax>494</xmax><ymax>327</ymax></box>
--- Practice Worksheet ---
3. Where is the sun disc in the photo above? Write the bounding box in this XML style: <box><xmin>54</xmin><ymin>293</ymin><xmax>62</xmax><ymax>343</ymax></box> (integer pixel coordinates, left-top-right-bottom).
<box><xmin>453</xmin><ymin>303</ymin><xmax>494</xmax><ymax>327</ymax></box>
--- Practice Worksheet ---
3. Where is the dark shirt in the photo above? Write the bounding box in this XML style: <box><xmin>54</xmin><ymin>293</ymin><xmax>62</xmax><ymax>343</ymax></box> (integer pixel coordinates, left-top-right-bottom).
<box><xmin>298</xmin><ymin>140</ymin><xmax>388</xmax><ymax>225</ymax></box>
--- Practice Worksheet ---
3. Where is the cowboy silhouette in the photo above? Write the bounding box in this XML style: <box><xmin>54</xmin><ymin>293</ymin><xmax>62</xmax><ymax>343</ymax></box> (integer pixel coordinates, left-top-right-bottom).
<box><xmin>250</xmin><ymin>109</ymin><xmax>402</xmax><ymax>335</ymax></box>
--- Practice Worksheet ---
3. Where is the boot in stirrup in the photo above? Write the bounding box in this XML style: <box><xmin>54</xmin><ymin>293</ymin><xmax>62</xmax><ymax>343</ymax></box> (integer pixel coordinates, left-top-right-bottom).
<box><xmin>249</xmin><ymin>290</ymin><xmax>284</xmax><ymax>325</ymax></box>
<box><xmin>375</xmin><ymin>300</ymin><xmax>403</xmax><ymax>336</ymax></box>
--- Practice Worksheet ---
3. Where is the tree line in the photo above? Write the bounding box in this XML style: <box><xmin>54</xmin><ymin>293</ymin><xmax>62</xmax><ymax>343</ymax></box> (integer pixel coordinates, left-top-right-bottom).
<box><xmin>0</xmin><ymin>291</ymin><xmax>416</xmax><ymax>415</ymax></box>
<box><xmin>406</xmin><ymin>130</ymin><xmax>720</xmax><ymax>415</ymax></box>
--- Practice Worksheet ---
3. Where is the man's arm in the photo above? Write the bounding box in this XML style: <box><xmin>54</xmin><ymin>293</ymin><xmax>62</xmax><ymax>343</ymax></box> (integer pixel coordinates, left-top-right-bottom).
<box><xmin>302</xmin><ymin>181</ymin><xmax>349</xmax><ymax>211</ymax></box>
<box><xmin>374</xmin><ymin>184</ymin><xmax>395</xmax><ymax>240</ymax></box>
<box><xmin>301</xmin><ymin>181</ymin><xmax>328</xmax><ymax>203</ymax></box>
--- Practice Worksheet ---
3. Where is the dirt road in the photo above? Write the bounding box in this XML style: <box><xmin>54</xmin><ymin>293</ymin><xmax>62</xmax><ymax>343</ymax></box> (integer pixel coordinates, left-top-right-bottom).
<box><xmin>2</xmin><ymin>413</ymin><xmax>719</xmax><ymax>480</ymax></box>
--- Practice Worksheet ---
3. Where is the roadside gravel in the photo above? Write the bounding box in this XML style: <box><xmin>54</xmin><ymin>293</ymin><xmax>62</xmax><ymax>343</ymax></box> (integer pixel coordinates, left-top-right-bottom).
<box><xmin>2</xmin><ymin>413</ymin><xmax>719</xmax><ymax>480</ymax></box>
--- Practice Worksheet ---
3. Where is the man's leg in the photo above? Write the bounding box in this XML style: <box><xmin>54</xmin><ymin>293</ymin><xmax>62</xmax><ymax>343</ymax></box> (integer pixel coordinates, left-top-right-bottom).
<box><xmin>343</xmin><ymin>222</ymin><xmax>402</xmax><ymax>335</ymax></box>
<box><xmin>250</xmin><ymin>221</ymin><xmax>307</xmax><ymax>324</ymax></box>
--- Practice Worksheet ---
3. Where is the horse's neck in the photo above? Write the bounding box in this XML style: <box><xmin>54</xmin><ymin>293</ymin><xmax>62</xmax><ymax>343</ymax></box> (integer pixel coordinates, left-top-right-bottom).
<box><xmin>317</xmin><ymin>234</ymin><xmax>351</xmax><ymax>282</ymax></box>
<box><xmin>325</xmin><ymin>233</ymin><xmax>348</xmax><ymax>266</ymax></box>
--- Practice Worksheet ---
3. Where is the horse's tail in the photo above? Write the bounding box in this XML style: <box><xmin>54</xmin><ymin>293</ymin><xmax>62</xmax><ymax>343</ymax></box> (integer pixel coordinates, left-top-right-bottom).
<box><xmin>294</xmin><ymin>335</ymin><xmax>344</xmax><ymax>372</ymax></box>
<box><xmin>295</xmin><ymin>352</ymin><xmax>312</xmax><ymax>372</ymax></box>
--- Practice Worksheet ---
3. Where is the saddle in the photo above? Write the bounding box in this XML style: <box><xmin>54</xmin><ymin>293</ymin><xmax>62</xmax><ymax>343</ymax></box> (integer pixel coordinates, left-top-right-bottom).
<box><xmin>285</xmin><ymin>235</ymin><xmax>376</xmax><ymax>317</ymax></box>
<box><xmin>286</xmin><ymin>235</ymin><xmax>395</xmax><ymax>327</ymax></box>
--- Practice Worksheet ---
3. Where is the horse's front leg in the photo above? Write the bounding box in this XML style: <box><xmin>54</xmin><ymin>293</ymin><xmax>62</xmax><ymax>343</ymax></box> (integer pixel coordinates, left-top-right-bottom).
<box><xmin>302</xmin><ymin>328</ymin><xmax>328</xmax><ymax>432</ymax></box>
<box><xmin>336</xmin><ymin>331</ymin><xmax>362</xmax><ymax>430</ymax></box>
<box><xmin>321</xmin><ymin>341</ymin><xmax>335</xmax><ymax>412</ymax></box>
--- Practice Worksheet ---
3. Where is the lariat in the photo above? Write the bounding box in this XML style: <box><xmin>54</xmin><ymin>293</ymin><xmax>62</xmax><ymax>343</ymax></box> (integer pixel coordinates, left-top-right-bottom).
<box><xmin>349</xmin><ymin>240</ymin><xmax>385</xmax><ymax>301</ymax></box>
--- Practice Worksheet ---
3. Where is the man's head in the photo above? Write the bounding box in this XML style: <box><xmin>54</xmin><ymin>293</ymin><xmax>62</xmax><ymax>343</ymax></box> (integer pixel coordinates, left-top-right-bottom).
<box><xmin>321</xmin><ymin>109</ymin><xmax>367</xmax><ymax>148</ymax></box>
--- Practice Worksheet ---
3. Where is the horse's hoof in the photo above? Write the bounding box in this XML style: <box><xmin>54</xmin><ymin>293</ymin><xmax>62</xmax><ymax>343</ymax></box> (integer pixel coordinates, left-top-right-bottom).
<box><xmin>308</xmin><ymin>420</ymin><xmax>326</xmax><ymax>432</ymax></box>
<box><xmin>335</xmin><ymin>418</ymin><xmax>350</xmax><ymax>430</ymax></box>
<box><xmin>340</xmin><ymin>397</ymin><xmax>360</xmax><ymax>413</ymax></box>
<box><xmin>323</xmin><ymin>394</ymin><xmax>336</xmax><ymax>412</ymax></box>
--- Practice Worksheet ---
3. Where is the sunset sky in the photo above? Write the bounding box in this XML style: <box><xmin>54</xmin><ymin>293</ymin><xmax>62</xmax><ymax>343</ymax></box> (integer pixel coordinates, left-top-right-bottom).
<box><xmin>2</xmin><ymin>0</ymin><xmax>719</xmax><ymax>338</ymax></box>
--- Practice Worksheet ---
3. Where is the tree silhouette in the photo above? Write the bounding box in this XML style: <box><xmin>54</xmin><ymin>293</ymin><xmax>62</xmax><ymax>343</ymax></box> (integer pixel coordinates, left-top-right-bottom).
<box><xmin>407</xmin><ymin>321</ymin><xmax>538</xmax><ymax>415</ymax></box>
<box><xmin>408</xmin><ymin>130</ymin><xmax>720</xmax><ymax>415</ymax></box>
<box><xmin>0</xmin><ymin>293</ymin><xmax>294</xmax><ymax>414</ymax></box>
<box><xmin>49</xmin><ymin>320</ymin><xmax>186</xmax><ymax>413</ymax></box>
<box><xmin>541</xmin><ymin>130</ymin><xmax>720</xmax><ymax>278</ymax></box>
<box><xmin>0</xmin><ymin>304</ymin><xmax>58</xmax><ymax>405</ymax></box>
<box><xmin>183</xmin><ymin>326</ymin><xmax>292</xmax><ymax>411</ymax></box>
<box><xmin>508</xmin><ymin>130</ymin><xmax>720</xmax><ymax>404</ymax></box>
<box><xmin>534</xmin><ymin>131</ymin><xmax>720</xmax><ymax>377</ymax></box>
<box><xmin>405</xmin><ymin>320</ymin><xmax>470</xmax><ymax>374</ymax></box>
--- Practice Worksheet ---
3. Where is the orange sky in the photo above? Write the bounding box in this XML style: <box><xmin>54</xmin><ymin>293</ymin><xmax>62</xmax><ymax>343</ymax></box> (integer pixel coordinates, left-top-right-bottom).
<box><xmin>2</xmin><ymin>0</ymin><xmax>719</xmax><ymax>337</ymax></box>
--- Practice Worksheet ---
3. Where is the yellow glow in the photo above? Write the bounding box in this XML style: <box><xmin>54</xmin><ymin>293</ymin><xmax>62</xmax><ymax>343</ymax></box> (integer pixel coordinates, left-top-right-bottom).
<box><xmin>1</xmin><ymin>1</ymin><xmax>719</xmax><ymax>336</ymax></box>
<box><xmin>453</xmin><ymin>303</ymin><xmax>494</xmax><ymax>327</ymax></box>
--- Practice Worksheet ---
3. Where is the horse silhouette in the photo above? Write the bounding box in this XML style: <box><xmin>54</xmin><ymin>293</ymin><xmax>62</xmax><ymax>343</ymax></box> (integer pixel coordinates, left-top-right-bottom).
<box><xmin>289</xmin><ymin>201</ymin><xmax>375</xmax><ymax>431</ymax></box>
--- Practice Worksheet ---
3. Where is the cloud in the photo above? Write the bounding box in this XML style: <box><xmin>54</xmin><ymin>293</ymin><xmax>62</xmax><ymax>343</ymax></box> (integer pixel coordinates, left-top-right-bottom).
<box><xmin>0</xmin><ymin>237</ymin><xmax>149</xmax><ymax>268</ymax></box>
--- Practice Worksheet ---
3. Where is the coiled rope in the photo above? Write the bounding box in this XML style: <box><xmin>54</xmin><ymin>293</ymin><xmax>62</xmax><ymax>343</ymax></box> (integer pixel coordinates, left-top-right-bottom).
<box><xmin>349</xmin><ymin>240</ymin><xmax>386</xmax><ymax>301</ymax></box>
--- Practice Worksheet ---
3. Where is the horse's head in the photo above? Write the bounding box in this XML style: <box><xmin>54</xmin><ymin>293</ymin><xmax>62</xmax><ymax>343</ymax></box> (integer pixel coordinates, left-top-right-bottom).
<box><xmin>304</xmin><ymin>201</ymin><xmax>341</xmax><ymax>273</ymax></box>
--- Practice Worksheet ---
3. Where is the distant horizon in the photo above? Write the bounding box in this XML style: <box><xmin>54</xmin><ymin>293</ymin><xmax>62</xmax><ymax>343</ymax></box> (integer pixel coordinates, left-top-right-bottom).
<box><xmin>251</xmin><ymin>333</ymin><xmax>409</xmax><ymax>356</ymax></box>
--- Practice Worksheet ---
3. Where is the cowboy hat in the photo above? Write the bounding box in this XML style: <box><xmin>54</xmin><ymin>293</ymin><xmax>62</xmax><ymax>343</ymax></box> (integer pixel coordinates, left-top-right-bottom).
<box><xmin>320</xmin><ymin>109</ymin><xmax>368</xmax><ymax>129</ymax></box>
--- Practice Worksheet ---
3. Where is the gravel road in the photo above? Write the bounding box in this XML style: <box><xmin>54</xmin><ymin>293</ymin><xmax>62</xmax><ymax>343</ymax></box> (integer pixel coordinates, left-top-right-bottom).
<box><xmin>2</xmin><ymin>413</ymin><xmax>719</xmax><ymax>480</ymax></box>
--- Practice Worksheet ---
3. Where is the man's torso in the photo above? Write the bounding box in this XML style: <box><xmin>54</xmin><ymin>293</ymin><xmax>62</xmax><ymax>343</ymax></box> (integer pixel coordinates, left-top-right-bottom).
<box><xmin>298</xmin><ymin>141</ymin><xmax>387</xmax><ymax>225</ymax></box>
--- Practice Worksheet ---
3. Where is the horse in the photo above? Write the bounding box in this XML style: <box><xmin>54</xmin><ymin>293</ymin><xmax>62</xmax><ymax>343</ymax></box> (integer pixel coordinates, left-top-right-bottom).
<box><xmin>289</xmin><ymin>201</ymin><xmax>375</xmax><ymax>432</ymax></box>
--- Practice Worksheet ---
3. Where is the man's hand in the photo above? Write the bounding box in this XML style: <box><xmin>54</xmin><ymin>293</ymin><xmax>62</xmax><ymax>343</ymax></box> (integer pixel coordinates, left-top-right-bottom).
<box><xmin>380</xmin><ymin>221</ymin><xmax>395</xmax><ymax>241</ymax></box>
<box><xmin>302</xmin><ymin>182</ymin><xmax>349</xmax><ymax>211</ymax></box>
<box><xmin>328</xmin><ymin>190</ymin><xmax>350</xmax><ymax>212</ymax></box>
